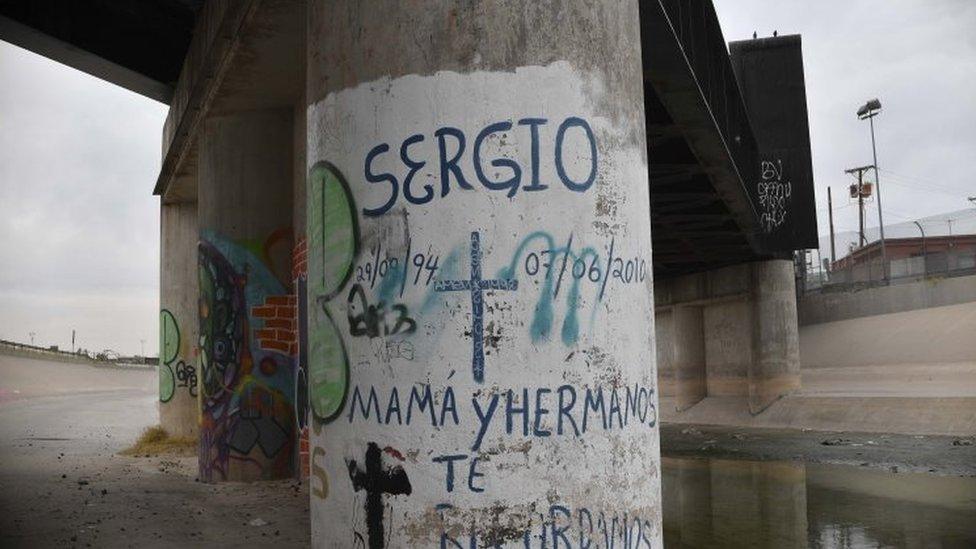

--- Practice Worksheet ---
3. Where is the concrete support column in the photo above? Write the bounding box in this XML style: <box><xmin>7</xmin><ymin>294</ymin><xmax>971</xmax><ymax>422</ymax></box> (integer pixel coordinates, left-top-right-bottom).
<box><xmin>670</xmin><ymin>306</ymin><xmax>707</xmax><ymax>411</ymax></box>
<box><xmin>749</xmin><ymin>259</ymin><xmax>801</xmax><ymax>413</ymax></box>
<box><xmin>197</xmin><ymin>109</ymin><xmax>296</xmax><ymax>482</ymax></box>
<box><xmin>657</xmin><ymin>305</ymin><xmax>707</xmax><ymax>411</ymax></box>
<box><xmin>306</xmin><ymin>0</ymin><xmax>660</xmax><ymax>546</ymax></box>
<box><xmin>159</xmin><ymin>200</ymin><xmax>200</xmax><ymax>438</ymax></box>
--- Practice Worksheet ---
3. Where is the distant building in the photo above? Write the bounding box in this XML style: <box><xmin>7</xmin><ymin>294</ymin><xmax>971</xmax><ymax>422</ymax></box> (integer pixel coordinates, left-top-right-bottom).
<box><xmin>832</xmin><ymin>234</ymin><xmax>976</xmax><ymax>282</ymax></box>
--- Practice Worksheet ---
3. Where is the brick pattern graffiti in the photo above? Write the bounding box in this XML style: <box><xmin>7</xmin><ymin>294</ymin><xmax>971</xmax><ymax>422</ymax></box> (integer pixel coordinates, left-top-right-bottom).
<box><xmin>198</xmin><ymin>230</ymin><xmax>295</xmax><ymax>481</ymax></box>
<box><xmin>253</xmin><ymin>295</ymin><xmax>299</xmax><ymax>354</ymax></box>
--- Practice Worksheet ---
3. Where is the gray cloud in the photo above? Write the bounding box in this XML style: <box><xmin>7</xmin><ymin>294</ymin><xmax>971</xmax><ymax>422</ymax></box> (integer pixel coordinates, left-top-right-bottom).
<box><xmin>2</xmin><ymin>2</ymin><xmax>974</xmax><ymax>353</ymax></box>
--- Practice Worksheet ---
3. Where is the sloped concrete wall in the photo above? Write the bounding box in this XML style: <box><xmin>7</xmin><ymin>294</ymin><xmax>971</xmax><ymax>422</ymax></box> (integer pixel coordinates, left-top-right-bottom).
<box><xmin>799</xmin><ymin>274</ymin><xmax>976</xmax><ymax>325</ymax></box>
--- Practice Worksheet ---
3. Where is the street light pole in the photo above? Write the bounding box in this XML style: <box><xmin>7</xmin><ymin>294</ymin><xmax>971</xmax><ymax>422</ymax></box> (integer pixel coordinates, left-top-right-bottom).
<box><xmin>859</xmin><ymin>98</ymin><xmax>888</xmax><ymax>283</ymax></box>
<box><xmin>913</xmin><ymin>220</ymin><xmax>926</xmax><ymax>278</ymax></box>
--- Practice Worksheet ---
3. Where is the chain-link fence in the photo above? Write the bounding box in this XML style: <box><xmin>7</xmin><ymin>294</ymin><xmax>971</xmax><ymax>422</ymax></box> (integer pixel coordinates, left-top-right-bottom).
<box><xmin>798</xmin><ymin>248</ymin><xmax>976</xmax><ymax>293</ymax></box>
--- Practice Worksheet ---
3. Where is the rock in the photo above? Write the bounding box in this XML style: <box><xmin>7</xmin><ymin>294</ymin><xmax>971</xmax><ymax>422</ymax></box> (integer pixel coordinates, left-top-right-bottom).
<box><xmin>821</xmin><ymin>438</ymin><xmax>852</xmax><ymax>446</ymax></box>
<box><xmin>952</xmin><ymin>439</ymin><xmax>974</xmax><ymax>446</ymax></box>
<box><xmin>248</xmin><ymin>518</ymin><xmax>268</xmax><ymax>527</ymax></box>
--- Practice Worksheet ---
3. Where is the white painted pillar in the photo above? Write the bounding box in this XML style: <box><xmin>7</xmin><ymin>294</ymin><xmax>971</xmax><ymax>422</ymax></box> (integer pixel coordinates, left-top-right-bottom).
<box><xmin>306</xmin><ymin>1</ymin><xmax>661</xmax><ymax>546</ymax></box>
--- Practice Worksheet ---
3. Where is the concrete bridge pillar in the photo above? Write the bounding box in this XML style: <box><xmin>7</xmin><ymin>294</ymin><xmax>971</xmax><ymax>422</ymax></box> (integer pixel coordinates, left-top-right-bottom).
<box><xmin>159</xmin><ymin>200</ymin><xmax>200</xmax><ymax>438</ymax></box>
<box><xmin>197</xmin><ymin>109</ymin><xmax>297</xmax><ymax>482</ymax></box>
<box><xmin>657</xmin><ymin>305</ymin><xmax>706</xmax><ymax>412</ymax></box>
<box><xmin>654</xmin><ymin>259</ymin><xmax>800</xmax><ymax>415</ymax></box>
<box><xmin>305</xmin><ymin>0</ymin><xmax>661</xmax><ymax>546</ymax></box>
<box><xmin>749</xmin><ymin>259</ymin><xmax>801</xmax><ymax>413</ymax></box>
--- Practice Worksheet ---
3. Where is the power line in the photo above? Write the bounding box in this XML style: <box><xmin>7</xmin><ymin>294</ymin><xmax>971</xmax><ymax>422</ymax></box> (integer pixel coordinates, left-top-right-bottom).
<box><xmin>878</xmin><ymin>168</ymin><xmax>969</xmax><ymax>198</ymax></box>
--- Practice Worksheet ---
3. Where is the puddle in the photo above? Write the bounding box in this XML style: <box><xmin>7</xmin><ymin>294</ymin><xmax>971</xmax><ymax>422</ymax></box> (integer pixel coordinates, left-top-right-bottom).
<box><xmin>662</xmin><ymin>457</ymin><xmax>976</xmax><ymax>548</ymax></box>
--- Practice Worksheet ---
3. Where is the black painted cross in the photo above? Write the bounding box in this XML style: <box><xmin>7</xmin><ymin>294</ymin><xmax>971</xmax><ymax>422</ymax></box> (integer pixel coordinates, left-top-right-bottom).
<box><xmin>346</xmin><ymin>442</ymin><xmax>412</xmax><ymax>549</ymax></box>
<box><xmin>434</xmin><ymin>231</ymin><xmax>518</xmax><ymax>383</ymax></box>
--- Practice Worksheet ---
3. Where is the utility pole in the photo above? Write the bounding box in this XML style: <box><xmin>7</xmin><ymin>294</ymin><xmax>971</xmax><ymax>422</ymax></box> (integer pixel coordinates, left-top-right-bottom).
<box><xmin>845</xmin><ymin>165</ymin><xmax>875</xmax><ymax>248</ymax></box>
<box><xmin>827</xmin><ymin>186</ymin><xmax>836</xmax><ymax>265</ymax></box>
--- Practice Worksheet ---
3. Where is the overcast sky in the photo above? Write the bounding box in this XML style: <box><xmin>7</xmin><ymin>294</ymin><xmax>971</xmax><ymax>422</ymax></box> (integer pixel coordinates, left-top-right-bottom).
<box><xmin>0</xmin><ymin>41</ymin><xmax>165</xmax><ymax>356</ymax></box>
<box><xmin>714</xmin><ymin>0</ymin><xmax>976</xmax><ymax>241</ymax></box>
<box><xmin>1</xmin><ymin>1</ymin><xmax>975</xmax><ymax>354</ymax></box>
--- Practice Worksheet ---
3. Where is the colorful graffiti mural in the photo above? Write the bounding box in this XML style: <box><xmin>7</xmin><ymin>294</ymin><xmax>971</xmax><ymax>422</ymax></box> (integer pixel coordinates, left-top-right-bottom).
<box><xmin>197</xmin><ymin>229</ymin><xmax>296</xmax><ymax>481</ymax></box>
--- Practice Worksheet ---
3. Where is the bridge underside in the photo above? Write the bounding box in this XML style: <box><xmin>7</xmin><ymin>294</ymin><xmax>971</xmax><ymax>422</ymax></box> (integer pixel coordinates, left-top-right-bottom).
<box><xmin>641</xmin><ymin>0</ymin><xmax>778</xmax><ymax>279</ymax></box>
<box><xmin>0</xmin><ymin>0</ymin><xmax>792</xmax><ymax>279</ymax></box>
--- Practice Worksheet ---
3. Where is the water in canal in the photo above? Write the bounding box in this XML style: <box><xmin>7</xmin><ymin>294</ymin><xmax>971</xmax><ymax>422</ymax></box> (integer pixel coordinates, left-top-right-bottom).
<box><xmin>662</xmin><ymin>457</ymin><xmax>976</xmax><ymax>548</ymax></box>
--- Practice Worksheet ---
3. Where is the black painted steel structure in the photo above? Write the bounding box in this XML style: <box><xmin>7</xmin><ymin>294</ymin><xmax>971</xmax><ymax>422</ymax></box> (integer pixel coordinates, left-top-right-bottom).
<box><xmin>731</xmin><ymin>34</ymin><xmax>819</xmax><ymax>251</ymax></box>
<box><xmin>641</xmin><ymin>0</ymin><xmax>818</xmax><ymax>278</ymax></box>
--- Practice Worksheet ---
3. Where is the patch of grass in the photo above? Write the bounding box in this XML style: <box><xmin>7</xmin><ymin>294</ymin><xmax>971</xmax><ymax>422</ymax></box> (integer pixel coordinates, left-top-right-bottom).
<box><xmin>120</xmin><ymin>425</ymin><xmax>196</xmax><ymax>457</ymax></box>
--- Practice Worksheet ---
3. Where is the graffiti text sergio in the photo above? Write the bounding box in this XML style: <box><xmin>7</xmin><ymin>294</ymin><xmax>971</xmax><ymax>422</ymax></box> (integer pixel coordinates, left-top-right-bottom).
<box><xmin>362</xmin><ymin>117</ymin><xmax>598</xmax><ymax>216</ymax></box>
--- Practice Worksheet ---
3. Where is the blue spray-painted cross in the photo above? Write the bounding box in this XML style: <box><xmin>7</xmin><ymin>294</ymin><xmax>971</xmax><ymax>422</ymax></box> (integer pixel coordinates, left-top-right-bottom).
<box><xmin>434</xmin><ymin>231</ymin><xmax>518</xmax><ymax>383</ymax></box>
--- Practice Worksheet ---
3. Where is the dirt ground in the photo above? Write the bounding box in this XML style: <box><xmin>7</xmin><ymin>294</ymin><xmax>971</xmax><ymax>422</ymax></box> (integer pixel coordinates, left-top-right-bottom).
<box><xmin>0</xmin><ymin>354</ymin><xmax>308</xmax><ymax>548</ymax></box>
<box><xmin>3</xmin><ymin>353</ymin><xmax>974</xmax><ymax>547</ymax></box>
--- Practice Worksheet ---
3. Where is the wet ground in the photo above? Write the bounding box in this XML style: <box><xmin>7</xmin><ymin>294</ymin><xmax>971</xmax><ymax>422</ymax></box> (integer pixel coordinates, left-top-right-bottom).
<box><xmin>660</xmin><ymin>423</ymin><xmax>976</xmax><ymax>477</ymax></box>
<box><xmin>662</xmin><ymin>457</ymin><xmax>976</xmax><ymax>548</ymax></box>
<box><xmin>3</xmin><ymin>354</ymin><xmax>975</xmax><ymax>547</ymax></box>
